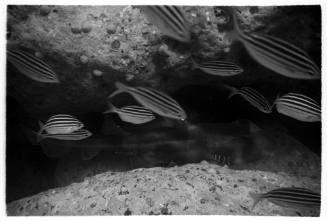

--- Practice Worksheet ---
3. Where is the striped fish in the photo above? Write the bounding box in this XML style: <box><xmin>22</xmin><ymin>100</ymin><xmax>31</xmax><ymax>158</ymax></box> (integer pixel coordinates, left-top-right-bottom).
<box><xmin>37</xmin><ymin>129</ymin><xmax>92</xmax><ymax>142</ymax></box>
<box><xmin>193</xmin><ymin>58</ymin><xmax>243</xmax><ymax>76</ymax></box>
<box><xmin>228</xmin><ymin>86</ymin><xmax>272</xmax><ymax>113</ymax></box>
<box><xmin>228</xmin><ymin>7</ymin><xmax>320</xmax><ymax>80</ymax></box>
<box><xmin>7</xmin><ymin>49</ymin><xmax>59</xmax><ymax>83</ymax></box>
<box><xmin>38</xmin><ymin>114</ymin><xmax>84</xmax><ymax>136</ymax></box>
<box><xmin>249</xmin><ymin>187</ymin><xmax>321</xmax><ymax>211</ymax></box>
<box><xmin>273</xmin><ymin>93</ymin><xmax>320</xmax><ymax>122</ymax></box>
<box><xmin>209</xmin><ymin>153</ymin><xmax>231</xmax><ymax>166</ymax></box>
<box><xmin>109</xmin><ymin>82</ymin><xmax>187</xmax><ymax>121</ymax></box>
<box><xmin>103</xmin><ymin>102</ymin><xmax>156</xmax><ymax>124</ymax></box>
<box><xmin>138</xmin><ymin>6</ymin><xmax>191</xmax><ymax>43</ymax></box>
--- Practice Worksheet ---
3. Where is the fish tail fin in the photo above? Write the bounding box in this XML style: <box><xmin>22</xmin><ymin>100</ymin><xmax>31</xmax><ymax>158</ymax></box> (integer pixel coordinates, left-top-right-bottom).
<box><xmin>249</xmin><ymin>192</ymin><xmax>263</xmax><ymax>211</ymax></box>
<box><xmin>190</xmin><ymin>55</ymin><xmax>199</xmax><ymax>69</ymax></box>
<box><xmin>37</xmin><ymin>121</ymin><xmax>45</xmax><ymax>136</ymax></box>
<box><xmin>226</xmin><ymin>7</ymin><xmax>241</xmax><ymax>41</ymax></box>
<box><xmin>29</xmin><ymin>129</ymin><xmax>45</xmax><ymax>143</ymax></box>
<box><xmin>35</xmin><ymin>131</ymin><xmax>45</xmax><ymax>143</ymax></box>
<box><xmin>103</xmin><ymin>101</ymin><xmax>117</xmax><ymax>114</ymax></box>
<box><xmin>108</xmin><ymin>82</ymin><xmax>128</xmax><ymax>99</ymax></box>
<box><xmin>223</xmin><ymin>85</ymin><xmax>237</xmax><ymax>99</ymax></box>
<box><xmin>271</xmin><ymin>93</ymin><xmax>280</xmax><ymax>109</ymax></box>
<box><xmin>19</xmin><ymin>124</ymin><xmax>40</xmax><ymax>145</ymax></box>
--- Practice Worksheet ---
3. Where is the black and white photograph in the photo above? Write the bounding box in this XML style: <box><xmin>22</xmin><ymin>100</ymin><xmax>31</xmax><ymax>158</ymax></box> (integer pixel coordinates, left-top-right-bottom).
<box><xmin>2</xmin><ymin>0</ymin><xmax>325</xmax><ymax>218</ymax></box>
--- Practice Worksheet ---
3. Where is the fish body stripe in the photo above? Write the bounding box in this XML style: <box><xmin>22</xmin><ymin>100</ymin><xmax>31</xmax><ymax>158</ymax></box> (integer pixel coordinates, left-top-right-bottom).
<box><xmin>45</xmin><ymin>115</ymin><xmax>83</xmax><ymax>127</ymax></box>
<box><xmin>119</xmin><ymin>106</ymin><xmax>155</xmax><ymax>117</ymax></box>
<box><xmin>41</xmin><ymin>114</ymin><xmax>84</xmax><ymax>133</ymax></box>
<box><xmin>276</xmin><ymin>105</ymin><xmax>320</xmax><ymax>122</ymax></box>
<box><xmin>131</xmin><ymin>87</ymin><xmax>185</xmax><ymax>117</ymax></box>
<box><xmin>241</xmin><ymin>34</ymin><xmax>315</xmax><ymax>75</ymax></box>
<box><xmin>277</xmin><ymin>93</ymin><xmax>320</xmax><ymax>110</ymax></box>
<box><xmin>270</xmin><ymin>187</ymin><xmax>320</xmax><ymax>193</ymax></box>
<box><xmin>135</xmin><ymin>87</ymin><xmax>184</xmax><ymax>116</ymax></box>
<box><xmin>198</xmin><ymin>63</ymin><xmax>242</xmax><ymax>71</ymax></box>
<box><xmin>276</xmin><ymin>93</ymin><xmax>320</xmax><ymax>116</ymax></box>
<box><xmin>255</xmin><ymin>34</ymin><xmax>318</xmax><ymax>69</ymax></box>
<box><xmin>42</xmin><ymin>129</ymin><xmax>92</xmax><ymax>141</ymax></box>
<box><xmin>265</xmin><ymin>195</ymin><xmax>320</xmax><ymax>206</ymax></box>
<box><xmin>8</xmin><ymin>50</ymin><xmax>55</xmax><ymax>76</ymax></box>
<box><xmin>267</xmin><ymin>191</ymin><xmax>320</xmax><ymax>200</ymax></box>
<box><xmin>277</xmin><ymin>100</ymin><xmax>320</xmax><ymax>116</ymax></box>
<box><xmin>264</xmin><ymin>188</ymin><xmax>321</xmax><ymax>204</ymax></box>
<box><xmin>250</xmin><ymin>187</ymin><xmax>321</xmax><ymax>210</ymax></box>
<box><xmin>140</xmin><ymin>6</ymin><xmax>190</xmax><ymax>42</ymax></box>
<box><xmin>117</xmin><ymin>106</ymin><xmax>156</xmax><ymax>122</ymax></box>
<box><xmin>137</xmin><ymin>87</ymin><xmax>181</xmax><ymax>109</ymax></box>
<box><xmin>265</xmin><ymin>192</ymin><xmax>320</xmax><ymax>202</ymax></box>
<box><xmin>246</xmin><ymin>34</ymin><xmax>317</xmax><ymax>71</ymax></box>
<box><xmin>154</xmin><ymin>6</ymin><xmax>185</xmax><ymax>36</ymax></box>
<box><xmin>7</xmin><ymin>49</ymin><xmax>59</xmax><ymax>82</ymax></box>
<box><xmin>235</xmin><ymin>87</ymin><xmax>271</xmax><ymax>113</ymax></box>
<box><xmin>233</xmin><ymin>10</ymin><xmax>320</xmax><ymax>79</ymax></box>
<box><xmin>196</xmin><ymin>60</ymin><xmax>243</xmax><ymax>75</ymax></box>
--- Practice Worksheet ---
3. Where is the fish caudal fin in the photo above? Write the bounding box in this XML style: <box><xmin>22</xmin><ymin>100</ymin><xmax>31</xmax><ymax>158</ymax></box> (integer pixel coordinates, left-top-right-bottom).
<box><xmin>249</xmin><ymin>192</ymin><xmax>263</xmax><ymax>211</ymax></box>
<box><xmin>271</xmin><ymin>94</ymin><xmax>280</xmax><ymax>109</ymax></box>
<box><xmin>108</xmin><ymin>82</ymin><xmax>129</xmax><ymax>99</ymax></box>
<box><xmin>37</xmin><ymin>121</ymin><xmax>45</xmax><ymax>137</ymax></box>
<box><xmin>221</xmin><ymin>7</ymin><xmax>242</xmax><ymax>41</ymax></box>
<box><xmin>19</xmin><ymin>125</ymin><xmax>39</xmax><ymax>145</ymax></box>
<box><xmin>190</xmin><ymin>56</ymin><xmax>199</xmax><ymax>69</ymax></box>
<box><xmin>223</xmin><ymin>85</ymin><xmax>237</xmax><ymax>99</ymax></box>
<box><xmin>103</xmin><ymin>102</ymin><xmax>117</xmax><ymax>114</ymax></box>
<box><xmin>36</xmin><ymin>132</ymin><xmax>45</xmax><ymax>143</ymax></box>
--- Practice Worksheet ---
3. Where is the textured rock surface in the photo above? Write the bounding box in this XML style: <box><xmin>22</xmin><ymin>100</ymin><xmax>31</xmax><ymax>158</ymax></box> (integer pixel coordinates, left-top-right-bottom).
<box><xmin>7</xmin><ymin>162</ymin><xmax>320</xmax><ymax>216</ymax></box>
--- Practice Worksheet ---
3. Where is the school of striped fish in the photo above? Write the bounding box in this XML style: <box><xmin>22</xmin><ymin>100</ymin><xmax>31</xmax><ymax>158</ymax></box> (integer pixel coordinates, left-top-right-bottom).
<box><xmin>7</xmin><ymin>6</ymin><xmax>321</xmax><ymax>214</ymax></box>
<box><xmin>7</xmin><ymin>6</ymin><xmax>320</xmax><ymax>124</ymax></box>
